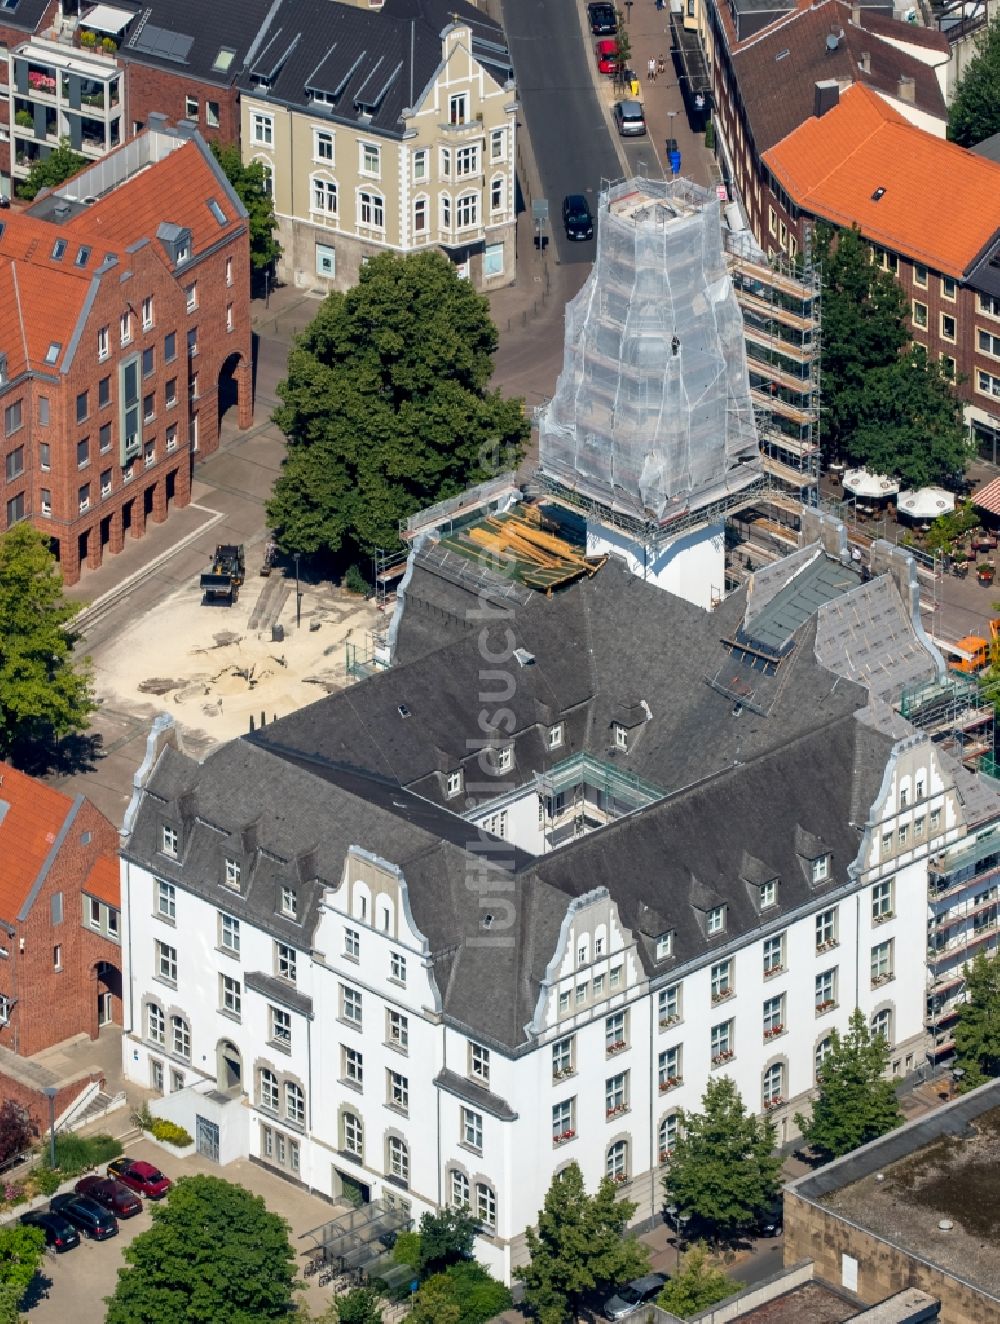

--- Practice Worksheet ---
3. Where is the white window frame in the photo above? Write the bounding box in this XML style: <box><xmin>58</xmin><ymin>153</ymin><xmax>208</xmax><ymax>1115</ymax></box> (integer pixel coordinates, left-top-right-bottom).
<box><xmin>357</xmin><ymin>190</ymin><xmax>385</xmax><ymax>230</ymax></box>
<box><xmin>313</xmin><ymin>127</ymin><xmax>334</xmax><ymax>163</ymax></box>
<box><xmin>252</xmin><ymin>111</ymin><xmax>273</xmax><ymax>146</ymax></box>
<box><xmin>311</xmin><ymin>174</ymin><xmax>338</xmax><ymax>216</ymax></box>
<box><xmin>359</xmin><ymin>141</ymin><xmax>380</xmax><ymax>178</ymax></box>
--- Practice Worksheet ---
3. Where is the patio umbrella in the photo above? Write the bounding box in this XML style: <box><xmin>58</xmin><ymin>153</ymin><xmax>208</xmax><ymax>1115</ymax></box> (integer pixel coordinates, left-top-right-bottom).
<box><xmin>897</xmin><ymin>488</ymin><xmax>956</xmax><ymax>520</ymax></box>
<box><xmin>841</xmin><ymin>469</ymin><xmax>900</xmax><ymax>500</ymax></box>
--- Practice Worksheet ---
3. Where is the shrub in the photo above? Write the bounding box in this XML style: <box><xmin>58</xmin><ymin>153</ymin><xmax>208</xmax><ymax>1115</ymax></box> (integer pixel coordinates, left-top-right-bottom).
<box><xmin>101</xmin><ymin>35</ymin><xmax>117</xmax><ymax>51</ymax></box>
<box><xmin>343</xmin><ymin>563</ymin><xmax>369</xmax><ymax>596</ymax></box>
<box><xmin>392</xmin><ymin>1230</ymin><xmax>422</xmax><ymax>1270</ymax></box>
<box><xmin>34</xmin><ymin>1168</ymin><xmax>62</xmax><ymax>1196</ymax></box>
<box><xmin>79</xmin><ymin>28</ymin><xmax>96</xmax><ymax>45</ymax></box>
<box><xmin>150</xmin><ymin>1118</ymin><xmax>193</xmax><ymax>1147</ymax></box>
<box><xmin>0</xmin><ymin>1100</ymin><xmax>34</xmax><ymax>1167</ymax></box>
<box><xmin>14</xmin><ymin>109</ymin><xmax>33</xmax><ymax>128</ymax></box>
<box><xmin>41</xmin><ymin>1132</ymin><xmax>122</xmax><ymax>1177</ymax></box>
<box><xmin>704</xmin><ymin>120</ymin><xmax>715</xmax><ymax>150</ymax></box>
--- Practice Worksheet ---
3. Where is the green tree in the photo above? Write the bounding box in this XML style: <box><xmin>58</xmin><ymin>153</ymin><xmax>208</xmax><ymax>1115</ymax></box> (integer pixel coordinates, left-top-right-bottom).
<box><xmin>407</xmin><ymin>1262</ymin><xmax>511</xmax><ymax>1324</ymax></box>
<box><xmin>335</xmin><ymin>1286</ymin><xmax>384</xmax><ymax>1324</ymax></box>
<box><xmin>417</xmin><ymin>1206</ymin><xmax>478</xmax><ymax>1276</ymax></box>
<box><xmin>846</xmin><ymin>346</ymin><xmax>972</xmax><ymax>488</ymax></box>
<box><xmin>663</xmin><ymin>1076</ymin><xmax>781</xmax><ymax>1245</ymax></box>
<box><xmin>17</xmin><ymin>137</ymin><xmax>86</xmax><ymax>200</ymax></box>
<box><xmin>656</xmin><ymin>1243</ymin><xmax>735</xmax><ymax>1319</ymax></box>
<box><xmin>0</xmin><ymin>524</ymin><xmax>94</xmax><ymax>766</ymax></box>
<box><xmin>210</xmin><ymin>141</ymin><xmax>281</xmax><ymax>273</ymax></box>
<box><xmin>948</xmin><ymin>10</ymin><xmax>1000</xmax><ymax>146</ymax></box>
<box><xmin>104</xmin><ymin>1175</ymin><xmax>296</xmax><ymax>1324</ymax></box>
<box><xmin>795</xmin><ymin>1008</ymin><xmax>904</xmax><ymax>1163</ymax></box>
<box><xmin>0</xmin><ymin>1222</ymin><xmax>45</xmax><ymax>1324</ymax></box>
<box><xmin>953</xmin><ymin>949</ymin><xmax>1000</xmax><ymax>1089</ymax></box>
<box><xmin>515</xmin><ymin>1162</ymin><xmax>649</xmax><ymax>1324</ymax></box>
<box><xmin>267</xmin><ymin>251</ymin><xmax>529</xmax><ymax>566</ymax></box>
<box><xmin>407</xmin><ymin>1276</ymin><xmax>461</xmax><ymax>1324</ymax></box>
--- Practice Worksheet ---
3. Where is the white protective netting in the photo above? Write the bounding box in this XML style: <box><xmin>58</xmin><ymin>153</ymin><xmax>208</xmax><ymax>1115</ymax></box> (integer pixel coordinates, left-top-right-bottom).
<box><xmin>539</xmin><ymin>177</ymin><xmax>760</xmax><ymax>521</ymax></box>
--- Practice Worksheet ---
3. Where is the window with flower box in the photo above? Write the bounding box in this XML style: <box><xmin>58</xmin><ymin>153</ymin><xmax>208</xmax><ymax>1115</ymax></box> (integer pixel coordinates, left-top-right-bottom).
<box><xmin>605</xmin><ymin>1010</ymin><xmax>628</xmax><ymax>1055</ymax></box>
<box><xmin>871</xmin><ymin>880</ymin><xmax>893</xmax><ymax>924</ymax></box>
<box><xmin>815</xmin><ymin>908</ymin><xmax>837</xmax><ymax>951</ymax></box>
<box><xmin>658</xmin><ymin>1045</ymin><xmax>682</xmax><ymax>1092</ymax></box>
<box><xmin>710</xmin><ymin>959</ymin><xmax>733</xmax><ymax>1004</ymax></box>
<box><xmin>710</xmin><ymin>1020</ymin><xmax>733</xmax><ymax>1065</ymax></box>
<box><xmin>815</xmin><ymin>968</ymin><xmax>837</xmax><ymax>1013</ymax></box>
<box><xmin>552</xmin><ymin>1097</ymin><xmax>575</xmax><ymax>1144</ymax></box>
<box><xmin>870</xmin><ymin>939</ymin><xmax>893</xmax><ymax>986</ymax></box>
<box><xmin>658</xmin><ymin>1113</ymin><xmax>679</xmax><ymax>1163</ymax></box>
<box><xmin>762</xmin><ymin>1061</ymin><xmax>784</xmax><ymax>1109</ymax></box>
<box><xmin>552</xmin><ymin>1034</ymin><xmax>574</xmax><ymax>1080</ymax></box>
<box><xmin>658</xmin><ymin>982</ymin><xmax>681</xmax><ymax>1027</ymax></box>
<box><xmin>763</xmin><ymin>994</ymin><xmax>784</xmax><ymax>1039</ymax></box>
<box><xmin>605</xmin><ymin>1071</ymin><xmax>628</xmax><ymax>1118</ymax></box>
<box><xmin>606</xmin><ymin>1139</ymin><xmax>628</xmax><ymax>1184</ymax></box>
<box><xmin>763</xmin><ymin>932</ymin><xmax>784</xmax><ymax>977</ymax></box>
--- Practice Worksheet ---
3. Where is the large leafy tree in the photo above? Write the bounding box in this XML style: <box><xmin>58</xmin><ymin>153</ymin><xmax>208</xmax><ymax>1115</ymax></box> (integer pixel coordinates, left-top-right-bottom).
<box><xmin>408</xmin><ymin>1262</ymin><xmax>511</xmax><ymax>1324</ymax></box>
<box><xmin>0</xmin><ymin>1222</ymin><xmax>45</xmax><ymax>1324</ymax></box>
<box><xmin>656</xmin><ymin>1243</ymin><xmax>735</xmax><ymax>1319</ymax></box>
<box><xmin>210</xmin><ymin>141</ymin><xmax>281</xmax><ymax>273</ymax></box>
<box><xmin>514</xmin><ymin>1162</ymin><xmax>649</xmax><ymax>1324</ymax></box>
<box><xmin>795</xmin><ymin>1009</ymin><xmax>903</xmax><ymax>1162</ymax></box>
<box><xmin>416</xmin><ymin>1206</ymin><xmax>478</xmax><ymax>1277</ymax></box>
<box><xmin>104</xmin><ymin>1175</ymin><xmax>296</xmax><ymax>1324</ymax></box>
<box><xmin>948</xmin><ymin>11</ymin><xmax>1000</xmax><ymax>146</ymax></box>
<box><xmin>953</xmin><ymin>949</ymin><xmax>1000</xmax><ymax>1089</ymax></box>
<box><xmin>663</xmin><ymin>1076</ymin><xmax>781</xmax><ymax>1245</ymax></box>
<box><xmin>0</xmin><ymin>524</ymin><xmax>94</xmax><ymax>765</ymax></box>
<box><xmin>267</xmin><ymin>251</ymin><xmax>529</xmax><ymax>567</ymax></box>
<box><xmin>18</xmin><ymin>137</ymin><xmax>86</xmax><ymax>200</ymax></box>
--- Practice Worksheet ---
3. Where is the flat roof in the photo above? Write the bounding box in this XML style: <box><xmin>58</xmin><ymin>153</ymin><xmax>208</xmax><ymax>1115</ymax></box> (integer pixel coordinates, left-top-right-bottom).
<box><xmin>735</xmin><ymin>1281</ymin><xmax>858</xmax><ymax>1322</ymax></box>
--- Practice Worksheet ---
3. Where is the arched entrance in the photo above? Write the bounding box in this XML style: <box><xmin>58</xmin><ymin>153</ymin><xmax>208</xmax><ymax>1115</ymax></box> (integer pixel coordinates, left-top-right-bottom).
<box><xmin>94</xmin><ymin>960</ymin><xmax>121</xmax><ymax>1030</ymax></box>
<box><xmin>218</xmin><ymin>350</ymin><xmax>252</xmax><ymax>435</ymax></box>
<box><xmin>217</xmin><ymin>1039</ymin><xmax>243</xmax><ymax>1093</ymax></box>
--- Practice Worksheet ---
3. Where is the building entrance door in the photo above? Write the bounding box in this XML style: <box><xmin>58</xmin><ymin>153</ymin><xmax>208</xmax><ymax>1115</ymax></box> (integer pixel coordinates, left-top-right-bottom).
<box><xmin>196</xmin><ymin>1115</ymin><xmax>220</xmax><ymax>1162</ymax></box>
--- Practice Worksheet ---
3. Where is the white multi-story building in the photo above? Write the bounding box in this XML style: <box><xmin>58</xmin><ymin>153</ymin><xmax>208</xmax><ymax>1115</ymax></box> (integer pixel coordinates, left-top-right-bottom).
<box><xmin>119</xmin><ymin>533</ymin><xmax>1000</xmax><ymax>1281</ymax></box>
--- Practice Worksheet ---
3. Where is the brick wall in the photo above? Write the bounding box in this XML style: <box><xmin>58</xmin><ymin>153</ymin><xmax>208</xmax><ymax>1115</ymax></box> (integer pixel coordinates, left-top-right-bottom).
<box><xmin>0</xmin><ymin>1068</ymin><xmax>103</xmax><ymax>1134</ymax></box>
<box><xmin>0</xmin><ymin>799</ymin><xmax>121</xmax><ymax>1058</ymax></box>
<box><xmin>784</xmin><ymin>1189</ymin><xmax>994</xmax><ymax>1323</ymax></box>
<box><xmin>123</xmin><ymin>67</ymin><xmax>240</xmax><ymax>146</ymax></box>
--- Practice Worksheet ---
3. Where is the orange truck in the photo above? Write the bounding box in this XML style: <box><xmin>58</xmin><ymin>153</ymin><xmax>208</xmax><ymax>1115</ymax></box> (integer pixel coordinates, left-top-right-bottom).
<box><xmin>946</xmin><ymin>618</ymin><xmax>1000</xmax><ymax>675</ymax></box>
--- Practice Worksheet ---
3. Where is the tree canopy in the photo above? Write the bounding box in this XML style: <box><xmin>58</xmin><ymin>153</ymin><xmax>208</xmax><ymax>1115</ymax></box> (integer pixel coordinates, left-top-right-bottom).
<box><xmin>104</xmin><ymin>1175</ymin><xmax>296</xmax><ymax>1324</ymax></box>
<box><xmin>656</xmin><ymin>1244</ymin><xmax>735</xmax><ymax>1320</ymax></box>
<box><xmin>18</xmin><ymin>138</ymin><xmax>86</xmax><ymax>200</ymax></box>
<box><xmin>948</xmin><ymin>10</ymin><xmax>1000</xmax><ymax>147</ymax></box>
<box><xmin>663</xmin><ymin>1076</ymin><xmax>781</xmax><ymax>1245</ymax></box>
<box><xmin>334</xmin><ymin>1286</ymin><xmax>384</xmax><ymax>1324</ymax></box>
<box><xmin>817</xmin><ymin>227</ymin><xmax>970</xmax><ymax>485</ymax></box>
<box><xmin>416</xmin><ymin>1206</ymin><xmax>478</xmax><ymax>1277</ymax></box>
<box><xmin>267</xmin><ymin>251</ymin><xmax>529</xmax><ymax>572</ymax></box>
<box><xmin>795</xmin><ymin>1009</ymin><xmax>903</xmax><ymax>1162</ymax></box>
<box><xmin>210</xmin><ymin>141</ymin><xmax>281</xmax><ymax>273</ymax></box>
<box><xmin>514</xmin><ymin>1162</ymin><xmax>649</xmax><ymax>1324</ymax></box>
<box><xmin>0</xmin><ymin>524</ymin><xmax>94</xmax><ymax>766</ymax></box>
<box><xmin>953</xmin><ymin>949</ymin><xmax>1000</xmax><ymax>1089</ymax></box>
<box><xmin>0</xmin><ymin>1222</ymin><xmax>45</xmax><ymax>1324</ymax></box>
<box><xmin>408</xmin><ymin>1261</ymin><xmax>511</xmax><ymax>1324</ymax></box>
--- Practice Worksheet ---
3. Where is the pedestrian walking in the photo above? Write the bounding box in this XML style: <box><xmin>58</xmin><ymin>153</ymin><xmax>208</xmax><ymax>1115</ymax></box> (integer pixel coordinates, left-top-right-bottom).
<box><xmin>657</xmin><ymin>52</ymin><xmax>666</xmax><ymax>75</ymax></box>
<box><xmin>647</xmin><ymin>55</ymin><xmax>657</xmax><ymax>82</ymax></box>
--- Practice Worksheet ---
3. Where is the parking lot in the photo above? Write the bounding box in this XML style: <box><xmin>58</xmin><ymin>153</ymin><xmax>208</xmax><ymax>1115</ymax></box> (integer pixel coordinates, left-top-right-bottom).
<box><xmin>20</xmin><ymin>1139</ymin><xmax>348</xmax><ymax>1322</ymax></box>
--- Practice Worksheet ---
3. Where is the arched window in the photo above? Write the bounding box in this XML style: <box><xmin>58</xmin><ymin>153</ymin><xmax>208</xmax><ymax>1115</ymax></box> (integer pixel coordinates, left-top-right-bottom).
<box><xmin>450</xmin><ymin>1169</ymin><xmax>469</xmax><ymax>1208</ymax></box>
<box><xmin>476</xmin><ymin>1182</ymin><xmax>496</xmax><ymax>1230</ymax></box>
<box><xmin>342</xmin><ymin>1110</ymin><xmax>363</xmax><ymax>1159</ymax></box>
<box><xmin>606</xmin><ymin>1139</ymin><xmax>628</xmax><ymax>1184</ymax></box>
<box><xmin>815</xmin><ymin>1036</ymin><xmax>832</xmax><ymax>1081</ymax></box>
<box><xmin>762</xmin><ymin>1061</ymin><xmax>784</xmax><ymax>1107</ymax></box>
<box><xmin>658</xmin><ymin>1113</ymin><xmax>679</xmax><ymax>1162</ymax></box>
<box><xmin>170</xmin><ymin>1014</ymin><xmax>190</xmax><ymax>1060</ymax></box>
<box><xmin>871</xmin><ymin>1007</ymin><xmax>893</xmax><ymax>1047</ymax></box>
<box><xmin>259</xmin><ymin>1067</ymin><xmax>279</xmax><ymax>1112</ymax></box>
<box><xmin>387</xmin><ymin>1134</ymin><xmax>409</xmax><ymax>1186</ymax></box>
<box><xmin>358</xmin><ymin>191</ymin><xmax>385</xmax><ymax>230</ymax></box>
<box><xmin>146</xmin><ymin>1002</ymin><xmax>165</xmax><ymax>1045</ymax></box>
<box><xmin>310</xmin><ymin>174</ymin><xmax>337</xmax><ymax>216</ymax></box>
<box><xmin>285</xmin><ymin>1081</ymin><xmax>305</xmax><ymax>1126</ymax></box>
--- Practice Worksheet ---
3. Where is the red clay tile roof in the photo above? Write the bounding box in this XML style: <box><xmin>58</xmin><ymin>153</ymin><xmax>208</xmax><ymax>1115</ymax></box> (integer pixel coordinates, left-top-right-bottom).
<box><xmin>763</xmin><ymin>82</ymin><xmax>1000</xmax><ymax>277</ymax></box>
<box><xmin>732</xmin><ymin>0</ymin><xmax>946</xmax><ymax>155</ymax></box>
<box><xmin>83</xmin><ymin>853</ymin><xmax>120</xmax><ymax>907</ymax></box>
<box><xmin>0</xmin><ymin>762</ymin><xmax>75</xmax><ymax>923</ymax></box>
<box><xmin>974</xmin><ymin>476</ymin><xmax>1000</xmax><ymax>517</ymax></box>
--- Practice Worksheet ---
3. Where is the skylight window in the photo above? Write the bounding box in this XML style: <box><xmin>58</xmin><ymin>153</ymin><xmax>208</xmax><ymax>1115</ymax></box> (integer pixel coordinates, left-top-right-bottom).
<box><xmin>207</xmin><ymin>198</ymin><xmax>227</xmax><ymax>225</ymax></box>
<box><xmin>44</xmin><ymin>342</ymin><xmax>61</xmax><ymax>364</ymax></box>
<box><xmin>213</xmin><ymin>47</ymin><xmax>235</xmax><ymax>72</ymax></box>
<box><xmin>75</xmin><ymin>246</ymin><xmax>91</xmax><ymax>267</ymax></box>
<box><xmin>871</xmin><ymin>187</ymin><xmax>885</xmax><ymax>202</ymax></box>
<box><xmin>52</xmin><ymin>239</ymin><xmax>66</xmax><ymax>260</ymax></box>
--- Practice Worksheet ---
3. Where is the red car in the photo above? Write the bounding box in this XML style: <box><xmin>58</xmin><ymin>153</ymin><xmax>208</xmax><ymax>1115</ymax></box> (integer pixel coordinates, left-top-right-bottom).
<box><xmin>75</xmin><ymin>1175</ymin><xmax>143</xmax><ymax>1218</ymax></box>
<box><xmin>106</xmin><ymin>1157</ymin><xmax>172</xmax><ymax>1200</ymax></box>
<box><xmin>595</xmin><ymin>38</ymin><xmax>619</xmax><ymax>74</ymax></box>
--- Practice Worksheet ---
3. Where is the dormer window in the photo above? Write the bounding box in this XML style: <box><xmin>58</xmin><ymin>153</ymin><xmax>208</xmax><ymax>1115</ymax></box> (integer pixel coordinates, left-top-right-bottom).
<box><xmin>494</xmin><ymin>745</ymin><xmax>512</xmax><ymax>772</ymax></box>
<box><xmin>224</xmin><ymin>857</ymin><xmax>241</xmax><ymax>889</ymax></box>
<box><xmin>446</xmin><ymin>769</ymin><xmax>463</xmax><ymax>799</ymax></box>
<box><xmin>547</xmin><ymin>723</ymin><xmax>564</xmax><ymax>750</ymax></box>
<box><xmin>707</xmin><ymin>905</ymin><xmax>726</xmax><ymax>936</ymax></box>
<box><xmin>760</xmin><ymin>880</ymin><xmax>777</xmax><ymax>909</ymax></box>
<box><xmin>281</xmin><ymin>886</ymin><xmax>297</xmax><ymax>919</ymax></box>
<box><xmin>161</xmin><ymin>825</ymin><xmax>178</xmax><ymax>858</ymax></box>
<box><xmin>656</xmin><ymin>931</ymin><xmax>673</xmax><ymax>961</ymax></box>
<box><xmin>811</xmin><ymin>855</ymin><xmax>830</xmax><ymax>885</ymax></box>
<box><xmin>614</xmin><ymin>723</ymin><xmax>628</xmax><ymax>751</ymax></box>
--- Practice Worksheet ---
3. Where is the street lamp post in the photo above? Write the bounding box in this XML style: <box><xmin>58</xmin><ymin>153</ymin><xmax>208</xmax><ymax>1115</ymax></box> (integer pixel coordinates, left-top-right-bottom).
<box><xmin>42</xmin><ymin>1086</ymin><xmax>57</xmax><ymax>1168</ymax></box>
<box><xmin>294</xmin><ymin>553</ymin><xmax>301</xmax><ymax>629</ymax></box>
<box><xmin>665</xmin><ymin>1204</ymin><xmax>690</xmax><ymax>1270</ymax></box>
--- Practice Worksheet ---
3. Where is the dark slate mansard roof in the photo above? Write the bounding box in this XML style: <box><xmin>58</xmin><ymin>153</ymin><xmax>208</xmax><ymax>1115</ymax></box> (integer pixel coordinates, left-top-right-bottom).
<box><xmin>125</xmin><ymin>562</ymin><xmax>896</xmax><ymax>1052</ymax></box>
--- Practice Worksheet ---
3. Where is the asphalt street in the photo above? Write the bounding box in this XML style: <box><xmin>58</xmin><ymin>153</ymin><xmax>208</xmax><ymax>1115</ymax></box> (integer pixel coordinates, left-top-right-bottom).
<box><xmin>502</xmin><ymin>0</ymin><xmax>621</xmax><ymax>264</ymax></box>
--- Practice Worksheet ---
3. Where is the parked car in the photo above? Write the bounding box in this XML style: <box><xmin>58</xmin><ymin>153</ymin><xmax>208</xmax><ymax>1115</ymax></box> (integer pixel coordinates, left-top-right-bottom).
<box><xmin>604</xmin><ymin>1272</ymin><xmax>668</xmax><ymax>1319</ymax></box>
<box><xmin>49</xmin><ymin>1193</ymin><xmax>118</xmax><ymax>1241</ymax></box>
<box><xmin>107</xmin><ymin>1157</ymin><xmax>172</xmax><ymax>1200</ymax></box>
<box><xmin>595</xmin><ymin>38</ymin><xmax>619</xmax><ymax>74</ymax></box>
<box><xmin>601</xmin><ymin>1265</ymin><xmax>664</xmax><ymax>1318</ymax></box>
<box><xmin>562</xmin><ymin>194</ymin><xmax>594</xmax><ymax>241</ymax></box>
<box><xmin>19</xmin><ymin>1209</ymin><xmax>80</xmax><ymax>1252</ymax></box>
<box><xmin>614</xmin><ymin>99</ymin><xmax>647</xmax><ymax>136</ymax></box>
<box><xmin>758</xmin><ymin>1194</ymin><xmax>783</xmax><ymax>1237</ymax></box>
<box><xmin>75</xmin><ymin>1175</ymin><xmax>143</xmax><ymax>1218</ymax></box>
<box><xmin>588</xmin><ymin>1</ymin><xmax>617</xmax><ymax>33</ymax></box>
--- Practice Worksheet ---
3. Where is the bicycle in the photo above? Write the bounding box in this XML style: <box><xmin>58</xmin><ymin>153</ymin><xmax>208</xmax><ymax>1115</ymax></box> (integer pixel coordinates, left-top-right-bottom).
<box><xmin>303</xmin><ymin>1256</ymin><xmax>323</xmax><ymax>1278</ymax></box>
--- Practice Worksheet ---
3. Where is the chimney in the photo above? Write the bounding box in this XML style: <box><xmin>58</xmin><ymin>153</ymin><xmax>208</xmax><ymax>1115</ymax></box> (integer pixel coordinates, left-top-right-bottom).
<box><xmin>851</xmin><ymin>0</ymin><xmax>861</xmax><ymax>22</ymax></box>
<box><xmin>814</xmin><ymin>80</ymin><xmax>841</xmax><ymax>118</ymax></box>
<box><xmin>897</xmin><ymin>73</ymin><xmax>915</xmax><ymax>102</ymax></box>
<box><xmin>858</xmin><ymin>49</ymin><xmax>870</xmax><ymax>73</ymax></box>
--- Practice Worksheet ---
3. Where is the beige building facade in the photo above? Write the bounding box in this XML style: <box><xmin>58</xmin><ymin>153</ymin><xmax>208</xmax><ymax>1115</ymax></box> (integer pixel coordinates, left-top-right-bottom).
<box><xmin>240</xmin><ymin>5</ymin><xmax>517</xmax><ymax>292</ymax></box>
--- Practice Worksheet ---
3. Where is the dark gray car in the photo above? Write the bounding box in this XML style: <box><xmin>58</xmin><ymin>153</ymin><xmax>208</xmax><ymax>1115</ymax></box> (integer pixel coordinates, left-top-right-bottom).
<box><xmin>613</xmin><ymin>100</ymin><xmax>647</xmax><ymax>137</ymax></box>
<box><xmin>603</xmin><ymin>1271</ymin><xmax>668</xmax><ymax>1319</ymax></box>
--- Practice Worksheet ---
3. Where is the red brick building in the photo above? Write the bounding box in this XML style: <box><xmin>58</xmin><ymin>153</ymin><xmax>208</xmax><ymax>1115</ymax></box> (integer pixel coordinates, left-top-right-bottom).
<box><xmin>0</xmin><ymin>762</ymin><xmax>121</xmax><ymax>1057</ymax></box>
<box><xmin>763</xmin><ymin>83</ymin><xmax>1000</xmax><ymax>460</ymax></box>
<box><xmin>0</xmin><ymin>117</ymin><xmax>253</xmax><ymax>583</ymax></box>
